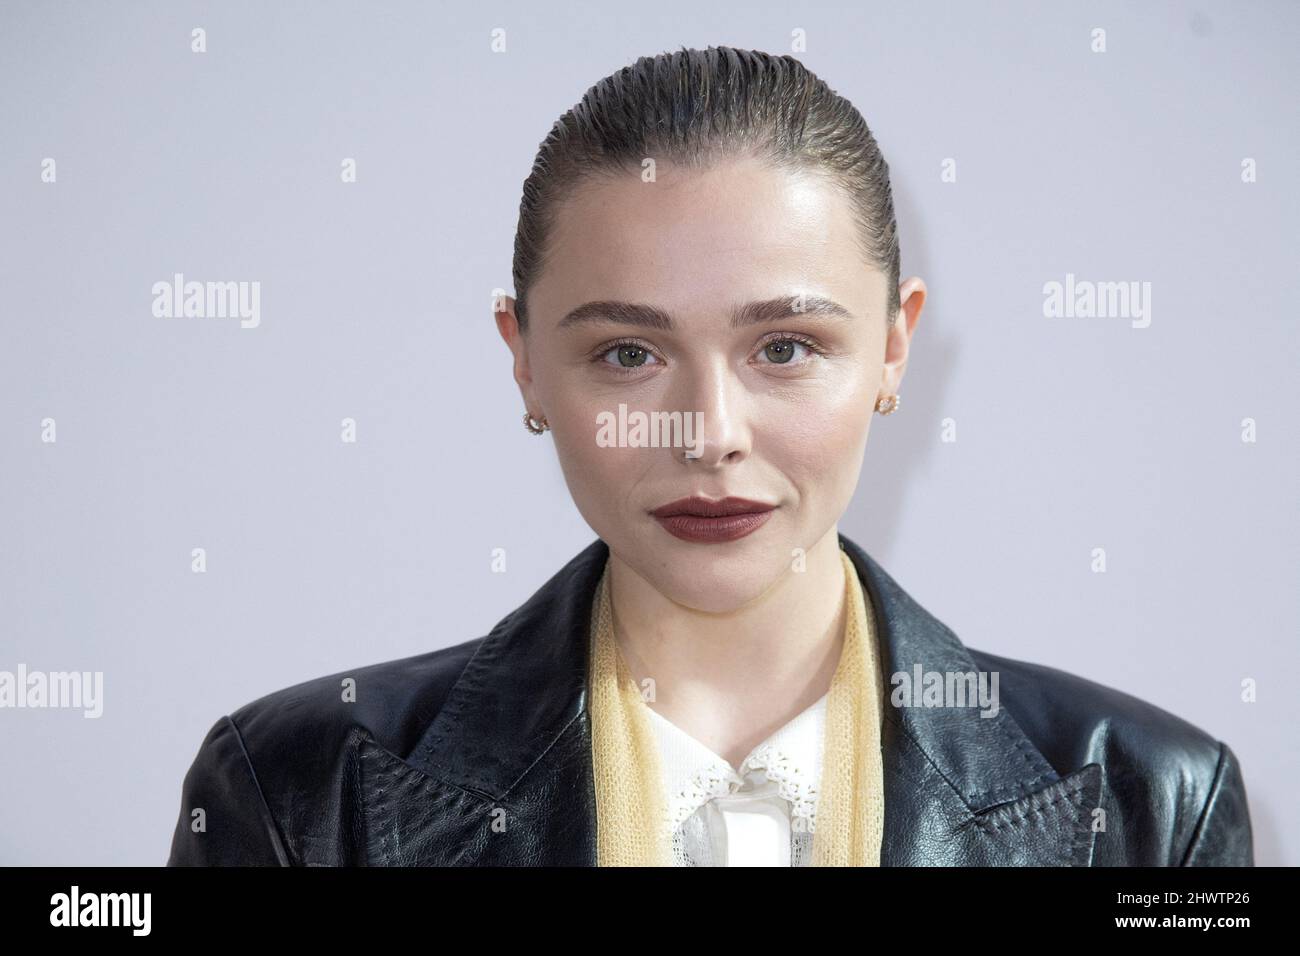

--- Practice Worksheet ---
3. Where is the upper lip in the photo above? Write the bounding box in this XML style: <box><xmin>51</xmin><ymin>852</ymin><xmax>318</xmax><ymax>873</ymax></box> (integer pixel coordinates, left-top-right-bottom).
<box><xmin>650</xmin><ymin>496</ymin><xmax>777</xmax><ymax>518</ymax></box>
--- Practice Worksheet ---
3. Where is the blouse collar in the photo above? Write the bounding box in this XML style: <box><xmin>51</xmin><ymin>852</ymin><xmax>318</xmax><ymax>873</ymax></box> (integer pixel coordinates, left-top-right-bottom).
<box><xmin>642</xmin><ymin>691</ymin><xmax>828</xmax><ymax>830</ymax></box>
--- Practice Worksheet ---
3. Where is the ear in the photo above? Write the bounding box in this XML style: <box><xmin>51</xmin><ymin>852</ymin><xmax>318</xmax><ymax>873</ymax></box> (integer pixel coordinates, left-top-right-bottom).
<box><xmin>880</xmin><ymin>276</ymin><xmax>926</xmax><ymax>398</ymax></box>
<box><xmin>493</xmin><ymin>294</ymin><xmax>542</xmax><ymax>415</ymax></box>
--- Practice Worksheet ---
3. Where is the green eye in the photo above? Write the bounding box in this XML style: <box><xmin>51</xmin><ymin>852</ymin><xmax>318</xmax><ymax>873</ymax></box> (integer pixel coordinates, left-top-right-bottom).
<box><xmin>763</xmin><ymin>340</ymin><xmax>799</xmax><ymax>364</ymax></box>
<box><xmin>599</xmin><ymin>342</ymin><xmax>657</xmax><ymax>369</ymax></box>
<box><xmin>615</xmin><ymin>344</ymin><xmax>648</xmax><ymax>367</ymax></box>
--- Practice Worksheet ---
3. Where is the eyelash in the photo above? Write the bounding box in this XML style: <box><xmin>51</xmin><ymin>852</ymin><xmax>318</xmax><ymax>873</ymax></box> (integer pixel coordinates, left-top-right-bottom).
<box><xmin>593</xmin><ymin>333</ymin><xmax>828</xmax><ymax>374</ymax></box>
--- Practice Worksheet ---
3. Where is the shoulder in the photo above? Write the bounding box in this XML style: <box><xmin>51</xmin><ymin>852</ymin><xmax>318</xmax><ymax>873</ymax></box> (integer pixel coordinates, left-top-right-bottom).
<box><xmin>967</xmin><ymin>647</ymin><xmax>1253</xmax><ymax>865</ymax></box>
<box><xmin>167</xmin><ymin>636</ymin><xmax>485</xmax><ymax>866</ymax></box>
<box><xmin>228</xmin><ymin>635</ymin><xmax>484</xmax><ymax>763</ymax></box>
<box><xmin>966</xmin><ymin>647</ymin><xmax>1221</xmax><ymax>772</ymax></box>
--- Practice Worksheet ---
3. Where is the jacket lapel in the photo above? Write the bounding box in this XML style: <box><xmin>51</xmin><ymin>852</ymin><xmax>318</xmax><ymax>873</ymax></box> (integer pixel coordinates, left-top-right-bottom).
<box><xmin>359</xmin><ymin>540</ymin><xmax>605</xmax><ymax>865</ymax></box>
<box><xmin>359</xmin><ymin>534</ymin><xmax>1102</xmax><ymax>866</ymax></box>
<box><xmin>839</xmin><ymin>535</ymin><xmax>1103</xmax><ymax>866</ymax></box>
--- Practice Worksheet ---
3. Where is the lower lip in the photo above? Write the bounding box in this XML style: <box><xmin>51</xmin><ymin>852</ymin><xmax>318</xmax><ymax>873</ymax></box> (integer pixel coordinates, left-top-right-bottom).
<box><xmin>653</xmin><ymin>510</ymin><xmax>774</xmax><ymax>543</ymax></box>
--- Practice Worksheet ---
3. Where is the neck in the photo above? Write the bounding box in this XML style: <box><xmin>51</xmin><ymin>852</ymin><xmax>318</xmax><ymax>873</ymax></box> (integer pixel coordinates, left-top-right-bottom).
<box><xmin>605</xmin><ymin>525</ymin><xmax>848</xmax><ymax>768</ymax></box>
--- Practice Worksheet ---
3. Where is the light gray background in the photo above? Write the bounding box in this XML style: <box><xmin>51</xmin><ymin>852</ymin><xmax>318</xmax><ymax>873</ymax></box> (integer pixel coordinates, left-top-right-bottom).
<box><xmin>1</xmin><ymin>1</ymin><xmax>1296</xmax><ymax>865</ymax></box>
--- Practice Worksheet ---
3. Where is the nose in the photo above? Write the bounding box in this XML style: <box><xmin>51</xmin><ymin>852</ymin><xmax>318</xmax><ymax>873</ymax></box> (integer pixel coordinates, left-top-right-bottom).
<box><xmin>673</xmin><ymin>355</ymin><xmax>751</xmax><ymax>468</ymax></box>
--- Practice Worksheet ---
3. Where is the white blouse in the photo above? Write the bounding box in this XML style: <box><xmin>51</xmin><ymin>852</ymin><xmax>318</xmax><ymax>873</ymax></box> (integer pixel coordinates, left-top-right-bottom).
<box><xmin>643</xmin><ymin>691</ymin><xmax>828</xmax><ymax>866</ymax></box>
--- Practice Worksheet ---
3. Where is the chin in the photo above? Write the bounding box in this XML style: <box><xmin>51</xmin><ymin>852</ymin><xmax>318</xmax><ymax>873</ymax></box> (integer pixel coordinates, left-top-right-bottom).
<box><xmin>657</xmin><ymin>572</ymin><xmax>774</xmax><ymax>614</ymax></box>
<box><xmin>640</xmin><ymin>536</ymin><xmax>788</xmax><ymax>613</ymax></box>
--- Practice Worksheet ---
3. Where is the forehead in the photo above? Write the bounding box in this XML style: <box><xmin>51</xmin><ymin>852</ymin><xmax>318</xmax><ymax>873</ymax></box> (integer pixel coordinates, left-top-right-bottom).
<box><xmin>530</xmin><ymin>155</ymin><xmax>882</xmax><ymax>327</ymax></box>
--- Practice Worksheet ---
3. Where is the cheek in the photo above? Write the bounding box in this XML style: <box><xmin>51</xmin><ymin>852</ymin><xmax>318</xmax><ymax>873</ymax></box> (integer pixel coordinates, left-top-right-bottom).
<box><xmin>760</xmin><ymin>375</ymin><xmax>874</xmax><ymax>478</ymax></box>
<box><xmin>548</xmin><ymin>397</ymin><xmax>642</xmax><ymax>507</ymax></box>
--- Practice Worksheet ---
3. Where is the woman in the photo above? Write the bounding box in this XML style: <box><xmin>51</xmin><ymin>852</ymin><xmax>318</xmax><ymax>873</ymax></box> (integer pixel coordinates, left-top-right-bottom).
<box><xmin>167</xmin><ymin>46</ymin><xmax>1253</xmax><ymax>867</ymax></box>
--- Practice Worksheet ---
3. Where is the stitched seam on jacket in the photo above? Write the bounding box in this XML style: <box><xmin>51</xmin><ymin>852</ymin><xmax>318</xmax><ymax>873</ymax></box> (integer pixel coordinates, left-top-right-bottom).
<box><xmin>418</xmin><ymin>623</ymin><xmax>511</xmax><ymax>790</ymax></box>
<box><xmin>967</xmin><ymin>714</ymin><xmax>1058</xmax><ymax>804</ymax></box>
<box><xmin>916</xmin><ymin>627</ymin><xmax>1058</xmax><ymax>805</ymax></box>
<box><xmin>224</xmin><ymin>713</ymin><xmax>294</xmax><ymax>866</ymax></box>
<box><xmin>883</xmin><ymin>690</ymin><xmax>1056</xmax><ymax>811</ymax></box>
<box><xmin>362</xmin><ymin>745</ymin><xmax>495</xmax><ymax>866</ymax></box>
<box><xmin>1177</xmin><ymin>739</ymin><xmax>1227</xmax><ymax>867</ymax></box>
<box><xmin>974</xmin><ymin>778</ymin><xmax>1090</xmax><ymax>832</ymax></box>
<box><xmin>974</xmin><ymin>776</ymin><xmax>1093</xmax><ymax>865</ymax></box>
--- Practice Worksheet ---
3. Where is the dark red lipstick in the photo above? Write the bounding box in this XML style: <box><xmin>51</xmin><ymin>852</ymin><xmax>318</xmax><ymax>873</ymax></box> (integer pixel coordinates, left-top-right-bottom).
<box><xmin>649</xmin><ymin>496</ymin><xmax>776</xmax><ymax>544</ymax></box>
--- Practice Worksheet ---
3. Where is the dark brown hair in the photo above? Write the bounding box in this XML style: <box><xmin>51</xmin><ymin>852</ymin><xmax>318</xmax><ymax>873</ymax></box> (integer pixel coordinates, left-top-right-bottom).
<box><xmin>510</xmin><ymin>45</ymin><xmax>901</xmax><ymax>333</ymax></box>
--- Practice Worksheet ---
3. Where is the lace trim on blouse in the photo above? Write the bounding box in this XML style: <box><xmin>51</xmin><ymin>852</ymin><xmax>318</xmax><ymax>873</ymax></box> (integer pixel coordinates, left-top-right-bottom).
<box><xmin>648</xmin><ymin>693</ymin><xmax>827</xmax><ymax>833</ymax></box>
<box><xmin>663</xmin><ymin>747</ymin><xmax>819</xmax><ymax>832</ymax></box>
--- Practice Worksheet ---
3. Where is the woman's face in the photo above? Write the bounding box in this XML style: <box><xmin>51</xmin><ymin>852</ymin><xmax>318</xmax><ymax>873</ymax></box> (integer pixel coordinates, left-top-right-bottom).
<box><xmin>498</xmin><ymin>154</ymin><xmax>922</xmax><ymax>612</ymax></box>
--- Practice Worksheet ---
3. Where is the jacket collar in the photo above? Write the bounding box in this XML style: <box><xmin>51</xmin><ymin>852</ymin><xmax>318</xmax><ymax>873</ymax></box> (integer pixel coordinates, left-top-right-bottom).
<box><xmin>359</xmin><ymin>534</ymin><xmax>1101</xmax><ymax>865</ymax></box>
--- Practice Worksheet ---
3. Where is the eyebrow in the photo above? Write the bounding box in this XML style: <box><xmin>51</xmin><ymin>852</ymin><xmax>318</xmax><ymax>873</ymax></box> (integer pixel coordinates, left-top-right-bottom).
<box><xmin>556</xmin><ymin>295</ymin><xmax>856</xmax><ymax>331</ymax></box>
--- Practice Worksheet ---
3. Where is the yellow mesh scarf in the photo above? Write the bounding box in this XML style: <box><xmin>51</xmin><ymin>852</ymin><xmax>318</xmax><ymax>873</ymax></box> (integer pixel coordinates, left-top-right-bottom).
<box><xmin>587</xmin><ymin>547</ymin><xmax>885</xmax><ymax>866</ymax></box>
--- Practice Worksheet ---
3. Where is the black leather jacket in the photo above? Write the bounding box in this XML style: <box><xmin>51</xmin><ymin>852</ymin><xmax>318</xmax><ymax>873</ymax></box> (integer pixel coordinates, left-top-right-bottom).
<box><xmin>167</xmin><ymin>534</ymin><xmax>1254</xmax><ymax>866</ymax></box>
